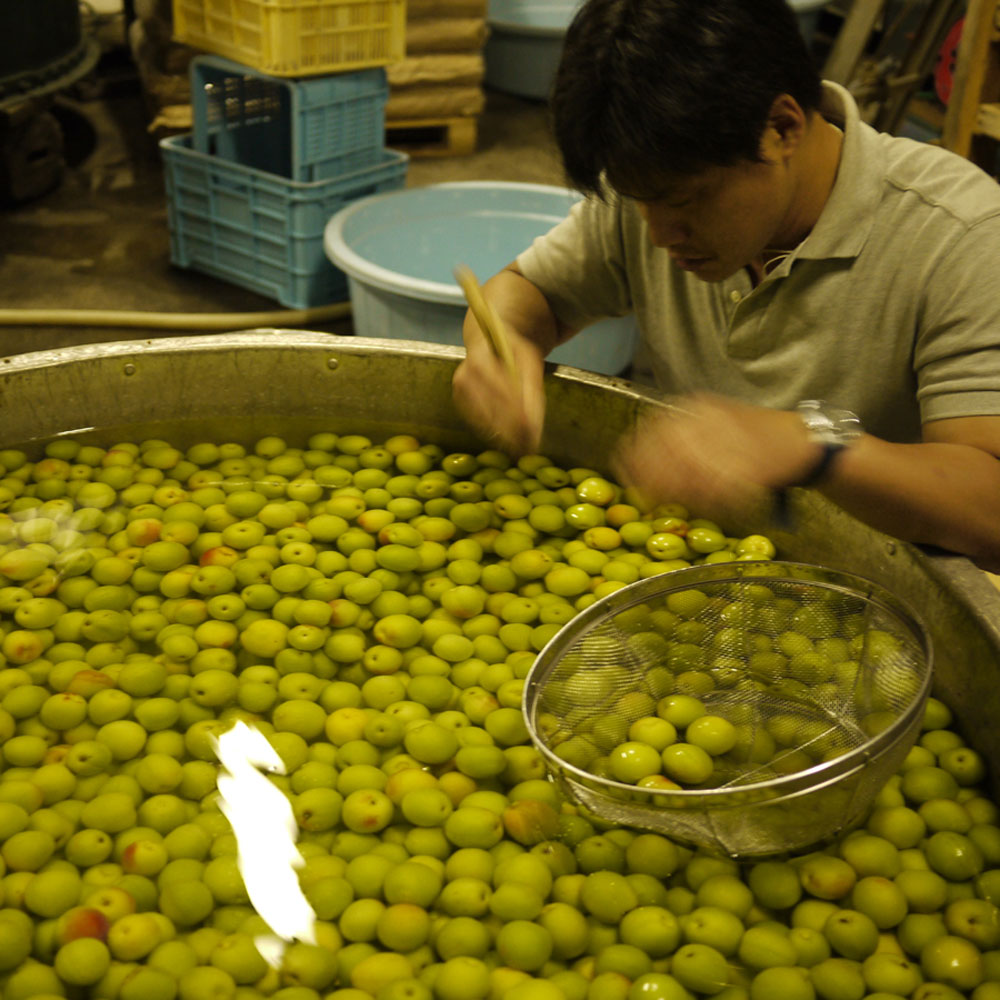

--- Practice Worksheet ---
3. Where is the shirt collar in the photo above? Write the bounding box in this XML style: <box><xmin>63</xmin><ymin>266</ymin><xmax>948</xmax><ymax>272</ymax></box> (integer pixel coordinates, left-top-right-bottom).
<box><xmin>792</xmin><ymin>81</ymin><xmax>883</xmax><ymax>262</ymax></box>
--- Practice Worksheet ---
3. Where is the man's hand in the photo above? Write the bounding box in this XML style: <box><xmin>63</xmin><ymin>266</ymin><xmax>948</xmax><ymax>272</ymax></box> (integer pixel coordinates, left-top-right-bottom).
<box><xmin>452</xmin><ymin>324</ymin><xmax>547</xmax><ymax>456</ymax></box>
<box><xmin>451</xmin><ymin>266</ymin><xmax>565</xmax><ymax>456</ymax></box>
<box><xmin>613</xmin><ymin>393</ymin><xmax>822</xmax><ymax>520</ymax></box>
<box><xmin>615</xmin><ymin>395</ymin><xmax>1000</xmax><ymax>571</ymax></box>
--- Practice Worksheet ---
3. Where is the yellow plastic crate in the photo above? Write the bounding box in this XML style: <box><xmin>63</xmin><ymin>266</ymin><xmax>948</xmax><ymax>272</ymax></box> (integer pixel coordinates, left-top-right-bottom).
<box><xmin>173</xmin><ymin>0</ymin><xmax>406</xmax><ymax>77</ymax></box>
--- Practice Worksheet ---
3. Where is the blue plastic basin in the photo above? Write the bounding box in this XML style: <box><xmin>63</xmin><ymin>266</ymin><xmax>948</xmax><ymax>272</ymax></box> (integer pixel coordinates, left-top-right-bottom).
<box><xmin>324</xmin><ymin>181</ymin><xmax>639</xmax><ymax>376</ymax></box>
<box><xmin>488</xmin><ymin>0</ymin><xmax>582</xmax><ymax>34</ymax></box>
<box><xmin>485</xmin><ymin>0</ymin><xmax>828</xmax><ymax>99</ymax></box>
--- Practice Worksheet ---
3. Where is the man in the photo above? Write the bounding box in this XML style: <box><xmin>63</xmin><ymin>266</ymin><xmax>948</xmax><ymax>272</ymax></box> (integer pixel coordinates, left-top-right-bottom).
<box><xmin>451</xmin><ymin>0</ymin><xmax>1000</xmax><ymax>570</ymax></box>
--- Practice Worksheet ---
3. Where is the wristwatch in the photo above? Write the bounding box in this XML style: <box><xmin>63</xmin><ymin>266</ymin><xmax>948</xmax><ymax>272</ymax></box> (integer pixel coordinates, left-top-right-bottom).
<box><xmin>793</xmin><ymin>399</ymin><xmax>863</xmax><ymax>487</ymax></box>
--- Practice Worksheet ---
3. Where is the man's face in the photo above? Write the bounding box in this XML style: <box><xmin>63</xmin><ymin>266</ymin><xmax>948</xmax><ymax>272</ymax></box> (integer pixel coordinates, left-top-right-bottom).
<box><xmin>631</xmin><ymin>146</ymin><xmax>796</xmax><ymax>282</ymax></box>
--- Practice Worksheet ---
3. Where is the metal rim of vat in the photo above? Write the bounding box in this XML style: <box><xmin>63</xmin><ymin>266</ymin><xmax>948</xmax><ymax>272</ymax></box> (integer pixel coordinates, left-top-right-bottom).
<box><xmin>2</xmin><ymin>329</ymin><xmax>999</xmax><ymax>788</ymax></box>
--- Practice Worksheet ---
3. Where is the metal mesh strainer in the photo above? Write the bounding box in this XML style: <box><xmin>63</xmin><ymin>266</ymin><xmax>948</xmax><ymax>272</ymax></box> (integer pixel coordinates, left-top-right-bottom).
<box><xmin>523</xmin><ymin>561</ymin><xmax>932</xmax><ymax>858</ymax></box>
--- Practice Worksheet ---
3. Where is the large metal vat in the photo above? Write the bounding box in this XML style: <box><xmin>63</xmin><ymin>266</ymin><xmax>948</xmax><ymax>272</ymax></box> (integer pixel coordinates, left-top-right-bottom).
<box><xmin>3</xmin><ymin>331</ymin><xmax>999</xmax><ymax>790</ymax></box>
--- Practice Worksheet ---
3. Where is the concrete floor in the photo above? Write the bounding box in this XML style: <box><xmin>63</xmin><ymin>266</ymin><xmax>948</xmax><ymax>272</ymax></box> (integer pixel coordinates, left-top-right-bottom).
<box><xmin>0</xmin><ymin>52</ymin><xmax>565</xmax><ymax>358</ymax></box>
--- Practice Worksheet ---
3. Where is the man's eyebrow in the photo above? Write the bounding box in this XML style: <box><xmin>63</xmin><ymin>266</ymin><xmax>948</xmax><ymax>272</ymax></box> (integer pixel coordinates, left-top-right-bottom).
<box><xmin>626</xmin><ymin>188</ymin><xmax>698</xmax><ymax>206</ymax></box>
<box><xmin>613</xmin><ymin>180</ymin><xmax>686</xmax><ymax>201</ymax></box>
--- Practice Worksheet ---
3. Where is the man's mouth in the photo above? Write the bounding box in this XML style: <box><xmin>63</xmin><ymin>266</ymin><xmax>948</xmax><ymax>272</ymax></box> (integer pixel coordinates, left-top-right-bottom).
<box><xmin>670</xmin><ymin>254</ymin><xmax>712</xmax><ymax>271</ymax></box>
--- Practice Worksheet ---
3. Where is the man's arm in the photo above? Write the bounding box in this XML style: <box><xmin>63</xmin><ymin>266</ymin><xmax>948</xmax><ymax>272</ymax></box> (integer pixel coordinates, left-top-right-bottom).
<box><xmin>614</xmin><ymin>396</ymin><xmax>1000</xmax><ymax>572</ymax></box>
<box><xmin>451</xmin><ymin>263</ymin><xmax>577</xmax><ymax>455</ymax></box>
<box><xmin>824</xmin><ymin>416</ymin><xmax>1000</xmax><ymax>570</ymax></box>
<box><xmin>452</xmin><ymin>191</ymin><xmax>633</xmax><ymax>455</ymax></box>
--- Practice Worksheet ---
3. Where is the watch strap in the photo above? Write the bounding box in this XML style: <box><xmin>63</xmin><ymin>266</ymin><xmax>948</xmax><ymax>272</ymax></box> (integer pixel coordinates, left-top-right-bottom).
<box><xmin>792</xmin><ymin>440</ymin><xmax>845</xmax><ymax>489</ymax></box>
<box><xmin>772</xmin><ymin>441</ymin><xmax>847</xmax><ymax>530</ymax></box>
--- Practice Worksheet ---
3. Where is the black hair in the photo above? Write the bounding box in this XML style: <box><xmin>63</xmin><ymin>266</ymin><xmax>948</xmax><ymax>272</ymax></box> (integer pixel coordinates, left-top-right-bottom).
<box><xmin>550</xmin><ymin>0</ymin><xmax>823</xmax><ymax>198</ymax></box>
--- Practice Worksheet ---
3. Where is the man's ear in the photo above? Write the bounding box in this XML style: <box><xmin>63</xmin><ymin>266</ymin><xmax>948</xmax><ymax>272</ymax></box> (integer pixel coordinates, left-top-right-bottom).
<box><xmin>765</xmin><ymin>93</ymin><xmax>807</xmax><ymax>159</ymax></box>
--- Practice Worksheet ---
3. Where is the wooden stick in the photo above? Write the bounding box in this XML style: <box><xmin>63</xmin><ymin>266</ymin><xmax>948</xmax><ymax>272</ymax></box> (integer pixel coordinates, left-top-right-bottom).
<box><xmin>822</xmin><ymin>0</ymin><xmax>886</xmax><ymax>85</ymax></box>
<box><xmin>941</xmin><ymin>0</ymin><xmax>999</xmax><ymax>159</ymax></box>
<box><xmin>454</xmin><ymin>265</ymin><xmax>517</xmax><ymax>378</ymax></box>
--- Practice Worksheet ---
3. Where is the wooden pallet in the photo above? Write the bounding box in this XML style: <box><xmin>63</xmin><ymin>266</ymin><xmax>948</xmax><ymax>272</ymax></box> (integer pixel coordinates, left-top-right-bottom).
<box><xmin>385</xmin><ymin>116</ymin><xmax>477</xmax><ymax>157</ymax></box>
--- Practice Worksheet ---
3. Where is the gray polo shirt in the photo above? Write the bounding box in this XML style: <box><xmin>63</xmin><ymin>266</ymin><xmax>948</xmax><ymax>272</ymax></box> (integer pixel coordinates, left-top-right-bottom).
<box><xmin>517</xmin><ymin>82</ymin><xmax>1000</xmax><ymax>443</ymax></box>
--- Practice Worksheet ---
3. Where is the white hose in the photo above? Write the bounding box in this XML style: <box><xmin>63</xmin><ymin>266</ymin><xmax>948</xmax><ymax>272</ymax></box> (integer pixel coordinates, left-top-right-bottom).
<box><xmin>0</xmin><ymin>302</ymin><xmax>352</xmax><ymax>330</ymax></box>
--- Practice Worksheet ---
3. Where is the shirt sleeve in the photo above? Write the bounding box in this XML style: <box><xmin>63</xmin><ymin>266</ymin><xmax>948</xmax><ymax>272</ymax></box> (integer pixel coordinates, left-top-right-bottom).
<box><xmin>915</xmin><ymin>213</ymin><xmax>1000</xmax><ymax>424</ymax></box>
<box><xmin>516</xmin><ymin>193</ymin><xmax>635</xmax><ymax>331</ymax></box>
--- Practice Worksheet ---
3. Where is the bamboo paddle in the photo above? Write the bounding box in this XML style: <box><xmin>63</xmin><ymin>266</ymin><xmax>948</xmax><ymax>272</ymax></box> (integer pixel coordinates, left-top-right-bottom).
<box><xmin>454</xmin><ymin>265</ymin><xmax>518</xmax><ymax>380</ymax></box>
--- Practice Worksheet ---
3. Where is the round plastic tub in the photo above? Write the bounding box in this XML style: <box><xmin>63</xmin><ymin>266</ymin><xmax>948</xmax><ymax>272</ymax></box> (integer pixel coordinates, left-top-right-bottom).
<box><xmin>484</xmin><ymin>0</ymin><xmax>582</xmax><ymax>100</ymax></box>
<box><xmin>484</xmin><ymin>0</ymin><xmax>828</xmax><ymax>100</ymax></box>
<box><xmin>324</xmin><ymin>180</ymin><xmax>639</xmax><ymax>377</ymax></box>
<box><xmin>790</xmin><ymin>0</ymin><xmax>829</xmax><ymax>47</ymax></box>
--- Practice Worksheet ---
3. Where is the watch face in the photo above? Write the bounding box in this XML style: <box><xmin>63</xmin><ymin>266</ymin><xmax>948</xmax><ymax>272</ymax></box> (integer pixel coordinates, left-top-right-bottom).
<box><xmin>797</xmin><ymin>401</ymin><xmax>862</xmax><ymax>445</ymax></box>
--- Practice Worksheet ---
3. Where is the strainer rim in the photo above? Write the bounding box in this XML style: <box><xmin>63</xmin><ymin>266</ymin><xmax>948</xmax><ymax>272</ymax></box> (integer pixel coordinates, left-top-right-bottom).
<box><xmin>522</xmin><ymin>559</ymin><xmax>933</xmax><ymax>806</ymax></box>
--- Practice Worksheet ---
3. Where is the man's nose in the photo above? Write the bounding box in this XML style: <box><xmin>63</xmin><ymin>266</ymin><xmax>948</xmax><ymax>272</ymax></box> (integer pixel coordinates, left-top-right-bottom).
<box><xmin>639</xmin><ymin>205</ymin><xmax>690</xmax><ymax>247</ymax></box>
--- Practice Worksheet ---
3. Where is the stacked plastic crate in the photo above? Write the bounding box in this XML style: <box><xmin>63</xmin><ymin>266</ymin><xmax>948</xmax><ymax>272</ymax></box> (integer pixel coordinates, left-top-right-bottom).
<box><xmin>161</xmin><ymin>0</ymin><xmax>409</xmax><ymax>309</ymax></box>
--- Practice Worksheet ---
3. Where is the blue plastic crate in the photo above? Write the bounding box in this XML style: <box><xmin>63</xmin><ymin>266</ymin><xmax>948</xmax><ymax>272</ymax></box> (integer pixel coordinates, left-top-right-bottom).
<box><xmin>191</xmin><ymin>55</ymin><xmax>390</xmax><ymax>182</ymax></box>
<box><xmin>162</xmin><ymin>133</ymin><xmax>408</xmax><ymax>308</ymax></box>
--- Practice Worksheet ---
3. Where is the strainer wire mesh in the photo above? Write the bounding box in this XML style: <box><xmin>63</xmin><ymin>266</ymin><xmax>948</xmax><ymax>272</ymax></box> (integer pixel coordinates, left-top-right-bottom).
<box><xmin>523</xmin><ymin>561</ymin><xmax>932</xmax><ymax>856</ymax></box>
